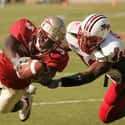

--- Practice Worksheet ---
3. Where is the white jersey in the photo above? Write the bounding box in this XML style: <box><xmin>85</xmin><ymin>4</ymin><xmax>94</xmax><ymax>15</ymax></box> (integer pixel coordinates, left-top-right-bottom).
<box><xmin>66</xmin><ymin>21</ymin><xmax>125</xmax><ymax>83</ymax></box>
<box><xmin>93</xmin><ymin>33</ymin><xmax>125</xmax><ymax>63</ymax></box>
<box><xmin>66</xmin><ymin>21</ymin><xmax>95</xmax><ymax>65</ymax></box>
<box><xmin>66</xmin><ymin>21</ymin><xmax>124</xmax><ymax>65</ymax></box>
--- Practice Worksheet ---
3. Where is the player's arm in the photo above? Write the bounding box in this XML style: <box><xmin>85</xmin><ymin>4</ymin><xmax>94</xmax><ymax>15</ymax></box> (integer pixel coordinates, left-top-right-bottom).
<box><xmin>32</xmin><ymin>65</ymin><xmax>57</xmax><ymax>86</ymax></box>
<box><xmin>48</xmin><ymin>61</ymin><xmax>112</xmax><ymax>88</ymax></box>
<box><xmin>3</xmin><ymin>34</ymin><xmax>20</xmax><ymax>63</ymax></box>
<box><xmin>33</xmin><ymin>47</ymin><xmax>69</xmax><ymax>88</ymax></box>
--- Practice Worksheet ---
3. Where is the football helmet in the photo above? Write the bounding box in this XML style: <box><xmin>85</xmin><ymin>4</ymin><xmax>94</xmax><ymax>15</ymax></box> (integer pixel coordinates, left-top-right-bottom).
<box><xmin>66</xmin><ymin>21</ymin><xmax>81</xmax><ymax>41</ymax></box>
<box><xmin>36</xmin><ymin>16</ymin><xmax>66</xmax><ymax>54</ymax></box>
<box><xmin>78</xmin><ymin>13</ymin><xmax>110</xmax><ymax>54</ymax></box>
<box><xmin>66</xmin><ymin>21</ymin><xmax>81</xmax><ymax>50</ymax></box>
<box><xmin>67</xmin><ymin>21</ymin><xmax>81</xmax><ymax>35</ymax></box>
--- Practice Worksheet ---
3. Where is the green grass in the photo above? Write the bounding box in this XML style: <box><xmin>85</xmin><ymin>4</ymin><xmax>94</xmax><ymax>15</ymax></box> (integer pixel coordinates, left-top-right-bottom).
<box><xmin>0</xmin><ymin>2</ymin><xmax>125</xmax><ymax>125</ymax></box>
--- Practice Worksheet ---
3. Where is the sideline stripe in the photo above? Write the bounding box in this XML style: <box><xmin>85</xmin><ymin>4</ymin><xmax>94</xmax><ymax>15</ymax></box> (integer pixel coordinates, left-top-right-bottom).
<box><xmin>33</xmin><ymin>98</ymin><xmax>103</xmax><ymax>106</ymax></box>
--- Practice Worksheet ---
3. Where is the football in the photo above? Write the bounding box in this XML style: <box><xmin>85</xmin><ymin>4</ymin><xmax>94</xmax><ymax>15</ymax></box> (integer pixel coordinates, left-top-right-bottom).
<box><xmin>16</xmin><ymin>57</ymin><xmax>42</xmax><ymax>80</ymax></box>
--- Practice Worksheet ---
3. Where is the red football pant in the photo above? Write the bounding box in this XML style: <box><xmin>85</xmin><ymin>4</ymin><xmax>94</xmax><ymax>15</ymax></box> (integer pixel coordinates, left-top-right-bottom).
<box><xmin>99</xmin><ymin>82</ymin><xmax>125</xmax><ymax>123</ymax></box>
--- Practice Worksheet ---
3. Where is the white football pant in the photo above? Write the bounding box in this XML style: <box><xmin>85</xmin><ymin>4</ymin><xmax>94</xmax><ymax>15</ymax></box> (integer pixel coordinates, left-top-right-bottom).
<box><xmin>0</xmin><ymin>81</ymin><xmax>25</xmax><ymax>113</ymax></box>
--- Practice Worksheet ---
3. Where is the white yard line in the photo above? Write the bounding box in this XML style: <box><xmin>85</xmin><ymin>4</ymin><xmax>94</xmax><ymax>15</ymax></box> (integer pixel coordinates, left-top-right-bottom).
<box><xmin>33</xmin><ymin>98</ymin><xmax>103</xmax><ymax>106</ymax></box>
<box><xmin>32</xmin><ymin>72</ymin><xmax>103</xmax><ymax>106</ymax></box>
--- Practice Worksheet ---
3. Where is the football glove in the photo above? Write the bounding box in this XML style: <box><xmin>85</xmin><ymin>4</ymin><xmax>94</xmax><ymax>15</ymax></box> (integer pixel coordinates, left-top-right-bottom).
<box><xmin>12</xmin><ymin>57</ymin><xmax>31</xmax><ymax>70</ymax></box>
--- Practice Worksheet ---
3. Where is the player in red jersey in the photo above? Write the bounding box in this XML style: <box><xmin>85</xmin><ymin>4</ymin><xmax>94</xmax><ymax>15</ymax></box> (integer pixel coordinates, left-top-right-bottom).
<box><xmin>0</xmin><ymin>17</ymin><xmax>69</xmax><ymax>121</ymax></box>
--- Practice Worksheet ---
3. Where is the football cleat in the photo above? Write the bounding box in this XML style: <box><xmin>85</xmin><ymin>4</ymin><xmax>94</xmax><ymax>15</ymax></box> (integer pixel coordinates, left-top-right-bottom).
<box><xmin>18</xmin><ymin>94</ymin><xmax>32</xmax><ymax>121</ymax></box>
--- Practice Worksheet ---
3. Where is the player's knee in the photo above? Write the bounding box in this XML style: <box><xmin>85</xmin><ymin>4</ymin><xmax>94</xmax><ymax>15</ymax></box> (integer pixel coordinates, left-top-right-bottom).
<box><xmin>99</xmin><ymin>111</ymin><xmax>112</xmax><ymax>123</ymax></box>
<box><xmin>98</xmin><ymin>101</ymin><xmax>113</xmax><ymax>123</ymax></box>
<box><xmin>0</xmin><ymin>93</ymin><xmax>16</xmax><ymax>113</ymax></box>
<box><xmin>99</xmin><ymin>108</ymin><xmax>108</xmax><ymax>123</ymax></box>
<box><xmin>0</xmin><ymin>99</ymin><xmax>11</xmax><ymax>113</ymax></box>
<box><xmin>99</xmin><ymin>113</ymin><xmax>110</xmax><ymax>124</ymax></box>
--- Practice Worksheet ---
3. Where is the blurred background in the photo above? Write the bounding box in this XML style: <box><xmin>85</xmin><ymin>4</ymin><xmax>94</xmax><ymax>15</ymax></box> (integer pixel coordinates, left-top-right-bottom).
<box><xmin>0</xmin><ymin>0</ymin><xmax>125</xmax><ymax>7</ymax></box>
<box><xmin>0</xmin><ymin>0</ymin><xmax>125</xmax><ymax>125</ymax></box>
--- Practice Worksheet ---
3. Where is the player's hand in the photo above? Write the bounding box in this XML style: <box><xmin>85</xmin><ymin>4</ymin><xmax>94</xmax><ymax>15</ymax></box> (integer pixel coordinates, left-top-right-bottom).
<box><xmin>38</xmin><ymin>79</ymin><xmax>61</xmax><ymax>89</ymax></box>
<box><xmin>46</xmin><ymin>79</ymin><xmax>62</xmax><ymax>89</ymax></box>
<box><xmin>12</xmin><ymin>57</ymin><xmax>30</xmax><ymax>70</ymax></box>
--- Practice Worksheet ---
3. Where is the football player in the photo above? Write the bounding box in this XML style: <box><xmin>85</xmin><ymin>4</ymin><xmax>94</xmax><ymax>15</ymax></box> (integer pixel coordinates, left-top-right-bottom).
<box><xmin>47</xmin><ymin>13</ymin><xmax>125</xmax><ymax>123</ymax></box>
<box><xmin>0</xmin><ymin>17</ymin><xmax>69</xmax><ymax>121</ymax></box>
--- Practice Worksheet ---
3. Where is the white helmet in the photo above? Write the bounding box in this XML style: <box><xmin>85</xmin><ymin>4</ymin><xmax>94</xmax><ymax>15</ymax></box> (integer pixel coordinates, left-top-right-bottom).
<box><xmin>66</xmin><ymin>21</ymin><xmax>81</xmax><ymax>50</ymax></box>
<box><xmin>78</xmin><ymin>13</ymin><xmax>110</xmax><ymax>53</ymax></box>
<box><xmin>67</xmin><ymin>21</ymin><xmax>81</xmax><ymax>35</ymax></box>
<box><xmin>36</xmin><ymin>16</ymin><xmax>66</xmax><ymax>54</ymax></box>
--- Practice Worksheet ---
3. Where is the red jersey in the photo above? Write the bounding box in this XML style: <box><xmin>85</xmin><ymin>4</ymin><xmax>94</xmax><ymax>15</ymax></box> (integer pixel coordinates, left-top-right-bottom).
<box><xmin>10</xmin><ymin>18</ymin><xmax>37</xmax><ymax>50</ymax></box>
<box><xmin>0</xmin><ymin>51</ymin><xmax>30</xmax><ymax>89</ymax></box>
<box><xmin>43</xmin><ymin>47</ymin><xmax>69</xmax><ymax>72</ymax></box>
<box><xmin>0</xmin><ymin>19</ymin><xmax>69</xmax><ymax>89</ymax></box>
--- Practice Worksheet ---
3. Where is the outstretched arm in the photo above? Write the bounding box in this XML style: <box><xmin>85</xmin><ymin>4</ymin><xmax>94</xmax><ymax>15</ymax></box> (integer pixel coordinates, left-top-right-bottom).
<box><xmin>48</xmin><ymin>61</ymin><xmax>112</xmax><ymax>88</ymax></box>
<box><xmin>32</xmin><ymin>66</ymin><xmax>57</xmax><ymax>86</ymax></box>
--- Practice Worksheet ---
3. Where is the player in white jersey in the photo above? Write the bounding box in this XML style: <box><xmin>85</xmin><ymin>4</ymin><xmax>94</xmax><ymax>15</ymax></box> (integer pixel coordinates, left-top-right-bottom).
<box><xmin>66</xmin><ymin>21</ymin><xmax>96</xmax><ymax>65</ymax></box>
<box><xmin>48</xmin><ymin>14</ymin><xmax>125</xmax><ymax>123</ymax></box>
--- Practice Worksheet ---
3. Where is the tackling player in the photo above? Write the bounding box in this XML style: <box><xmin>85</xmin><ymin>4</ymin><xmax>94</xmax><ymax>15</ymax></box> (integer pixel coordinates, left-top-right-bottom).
<box><xmin>0</xmin><ymin>17</ymin><xmax>69</xmax><ymax>121</ymax></box>
<box><xmin>47</xmin><ymin>13</ymin><xmax>125</xmax><ymax>123</ymax></box>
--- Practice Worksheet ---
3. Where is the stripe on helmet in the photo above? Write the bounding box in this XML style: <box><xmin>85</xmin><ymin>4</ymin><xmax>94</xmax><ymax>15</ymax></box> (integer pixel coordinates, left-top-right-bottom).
<box><xmin>83</xmin><ymin>14</ymin><xmax>95</xmax><ymax>30</ymax></box>
<box><xmin>89</xmin><ymin>16</ymin><xmax>106</xmax><ymax>32</ymax></box>
<box><xmin>84</xmin><ymin>14</ymin><xmax>106</xmax><ymax>32</ymax></box>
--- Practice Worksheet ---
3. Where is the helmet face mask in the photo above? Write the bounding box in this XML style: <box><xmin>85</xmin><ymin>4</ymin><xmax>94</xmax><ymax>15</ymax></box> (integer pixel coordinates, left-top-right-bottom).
<box><xmin>36</xmin><ymin>16</ymin><xmax>66</xmax><ymax>54</ymax></box>
<box><xmin>78</xmin><ymin>13</ymin><xmax>110</xmax><ymax>54</ymax></box>
<box><xmin>36</xmin><ymin>29</ymin><xmax>60</xmax><ymax>54</ymax></box>
<box><xmin>78</xmin><ymin>27</ymin><xmax>103</xmax><ymax>54</ymax></box>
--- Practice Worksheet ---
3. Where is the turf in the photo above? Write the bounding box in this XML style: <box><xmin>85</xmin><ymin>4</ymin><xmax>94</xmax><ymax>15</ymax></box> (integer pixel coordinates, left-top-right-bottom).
<box><xmin>0</xmin><ymin>2</ymin><xmax>125</xmax><ymax>125</ymax></box>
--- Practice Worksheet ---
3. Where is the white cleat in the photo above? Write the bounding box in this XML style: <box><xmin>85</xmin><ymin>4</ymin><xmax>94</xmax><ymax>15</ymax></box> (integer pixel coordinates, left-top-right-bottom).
<box><xmin>18</xmin><ymin>94</ymin><xmax>32</xmax><ymax>121</ymax></box>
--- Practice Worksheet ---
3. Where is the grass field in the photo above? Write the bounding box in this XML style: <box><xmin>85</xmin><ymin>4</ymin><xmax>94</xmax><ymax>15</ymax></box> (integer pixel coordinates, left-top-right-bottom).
<box><xmin>0</xmin><ymin>2</ymin><xmax>125</xmax><ymax>125</ymax></box>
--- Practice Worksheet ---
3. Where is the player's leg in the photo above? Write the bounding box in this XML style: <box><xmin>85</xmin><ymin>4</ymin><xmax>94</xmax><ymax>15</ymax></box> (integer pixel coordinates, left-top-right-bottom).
<box><xmin>0</xmin><ymin>81</ymin><xmax>25</xmax><ymax>113</ymax></box>
<box><xmin>99</xmin><ymin>82</ymin><xmax>125</xmax><ymax>123</ymax></box>
<box><xmin>18</xmin><ymin>84</ymin><xmax>36</xmax><ymax>121</ymax></box>
<box><xmin>18</xmin><ymin>90</ymin><xmax>32</xmax><ymax>121</ymax></box>
<box><xmin>0</xmin><ymin>82</ymin><xmax>33</xmax><ymax>121</ymax></box>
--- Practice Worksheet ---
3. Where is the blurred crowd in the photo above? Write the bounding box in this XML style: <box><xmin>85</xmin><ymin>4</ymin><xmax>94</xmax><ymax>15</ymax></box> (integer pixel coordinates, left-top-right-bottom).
<box><xmin>0</xmin><ymin>0</ymin><xmax>65</xmax><ymax>7</ymax></box>
<box><xmin>0</xmin><ymin>0</ymin><xmax>6</xmax><ymax>8</ymax></box>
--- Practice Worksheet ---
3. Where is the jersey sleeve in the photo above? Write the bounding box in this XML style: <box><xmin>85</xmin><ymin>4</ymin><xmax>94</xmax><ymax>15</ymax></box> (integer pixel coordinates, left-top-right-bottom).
<box><xmin>43</xmin><ymin>48</ymin><xmax>69</xmax><ymax>72</ymax></box>
<box><xmin>9</xmin><ymin>18</ymin><xmax>37</xmax><ymax>48</ymax></box>
<box><xmin>94</xmin><ymin>38</ymin><xmax>124</xmax><ymax>63</ymax></box>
